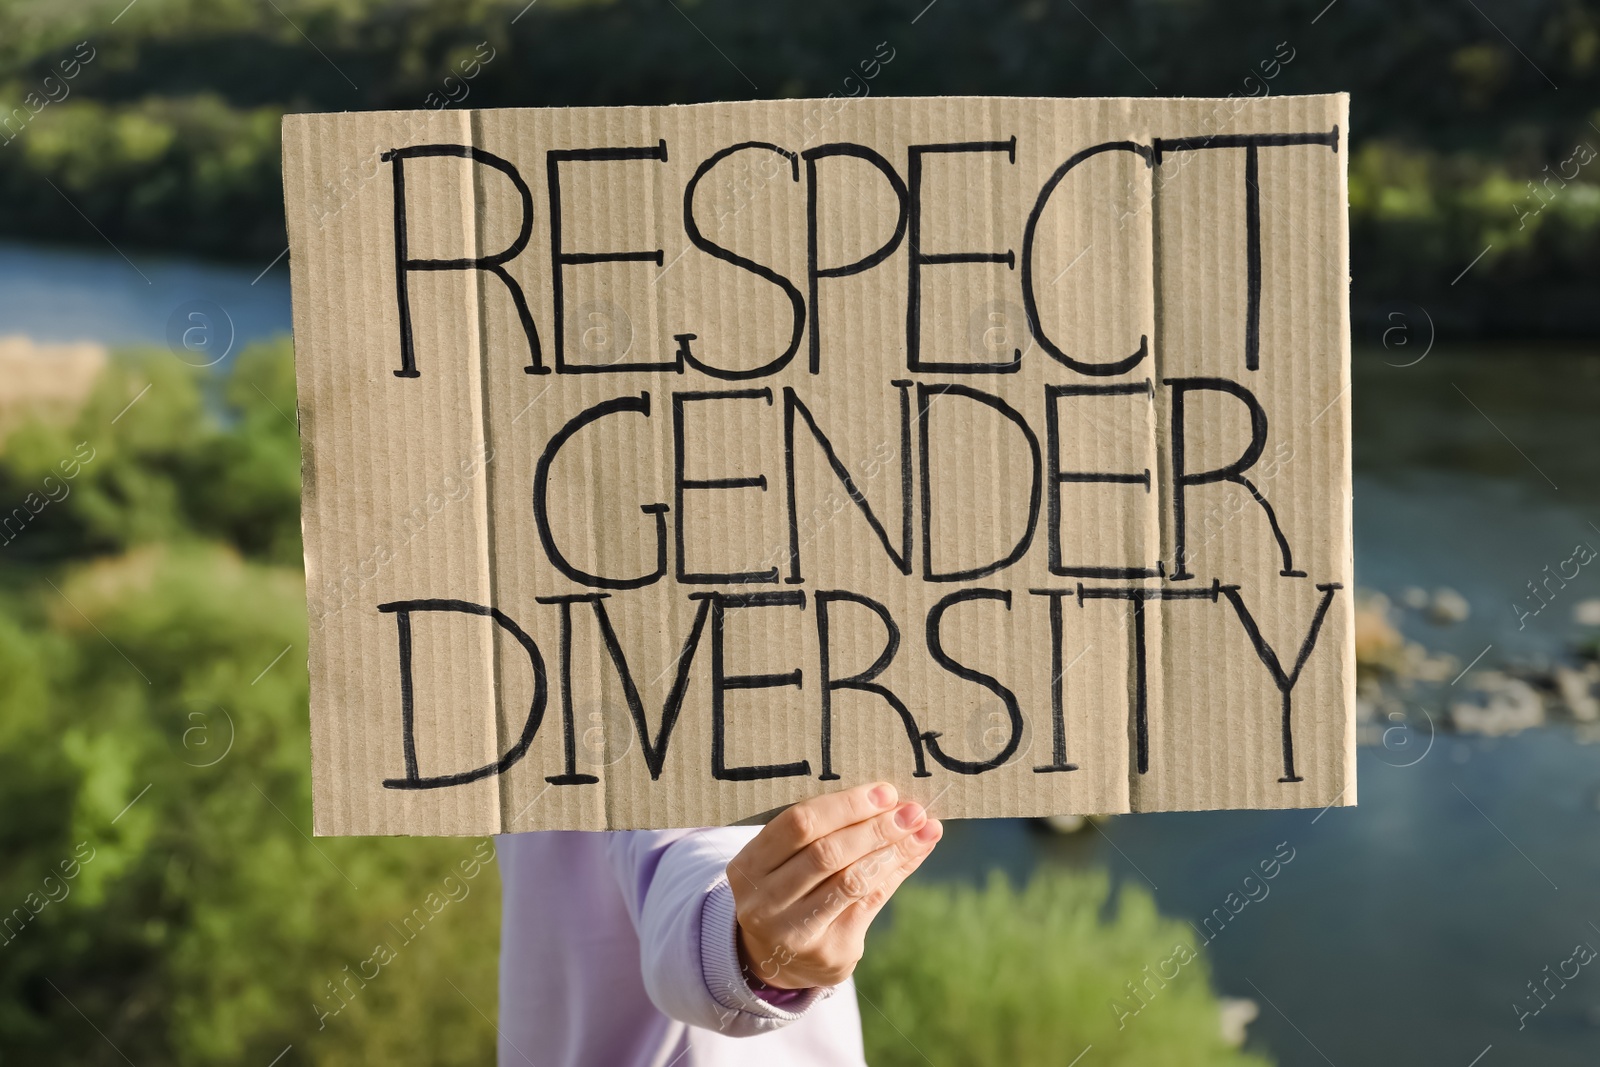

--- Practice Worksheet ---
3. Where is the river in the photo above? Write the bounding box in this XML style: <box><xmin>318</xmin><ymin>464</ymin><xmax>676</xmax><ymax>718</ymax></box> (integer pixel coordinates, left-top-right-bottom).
<box><xmin>16</xmin><ymin>238</ymin><xmax>1600</xmax><ymax>1066</ymax></box>
<box><xmin>931</xmin><ymin>344</ymin><xmax>1600</xmax><ymax>1066</ymax></box>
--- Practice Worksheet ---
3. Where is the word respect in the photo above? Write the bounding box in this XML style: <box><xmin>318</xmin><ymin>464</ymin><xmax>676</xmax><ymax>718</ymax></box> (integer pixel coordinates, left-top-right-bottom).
<box><xmin>382</xmin><ymin>126</ymin><xmax>1338</xmax><ymax>381</ymax></box>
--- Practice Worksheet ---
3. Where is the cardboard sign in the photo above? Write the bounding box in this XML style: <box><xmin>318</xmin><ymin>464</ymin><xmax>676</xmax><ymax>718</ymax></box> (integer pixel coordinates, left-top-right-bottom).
<box><xmin>283</xmin><ymin>95</ymin><xmax>1354</xmax><ymax>836</ymax></box>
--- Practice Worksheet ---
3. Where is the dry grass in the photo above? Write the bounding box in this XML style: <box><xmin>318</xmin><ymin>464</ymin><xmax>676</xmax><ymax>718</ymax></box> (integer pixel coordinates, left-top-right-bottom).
<box><xmin>0</xmin><ymin>335</ymin><xmax>105</xmax><ymax>445</ymax></box>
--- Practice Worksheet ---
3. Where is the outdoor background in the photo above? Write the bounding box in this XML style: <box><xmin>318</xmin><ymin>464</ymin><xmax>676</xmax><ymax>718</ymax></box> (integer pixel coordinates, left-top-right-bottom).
<box><xmin>0</xmin><ymin>1</ymin><xmax>1596</xmax><ymax>1064</ymax></box>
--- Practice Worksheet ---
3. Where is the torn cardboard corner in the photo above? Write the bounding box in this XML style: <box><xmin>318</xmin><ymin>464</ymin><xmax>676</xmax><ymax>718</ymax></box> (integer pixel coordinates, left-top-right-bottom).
<box><xmin>282</xmin><ymin>94</ymin><xmax>1355</xmax><ymax>837</ymax></box>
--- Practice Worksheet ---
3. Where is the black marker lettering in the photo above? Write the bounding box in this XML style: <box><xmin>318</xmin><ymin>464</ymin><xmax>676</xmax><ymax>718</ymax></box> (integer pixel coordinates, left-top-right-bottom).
<box><xmin>907</xmin><ymin>138</ymin><xmax>1019</xmax><ymax>373</ymax></box>
<box><xmin>544</xmin><ymin>594</ymin><xmax>712</xmax><ymax>780</ymax></box>
<box><xmin>1151</xmin><ymin>129</ymin><xmax>1339</xmax><ymax>372</ymax></box>
<box><xmin>1021</xmin><ymin>141</ymin><xmax>1152</xmax><ymax>376</ymax></box>
<box><xmin>548</xmin><ymin>141</ymin><xmax>673</xmax><ymax>372</ymax></box>
<box><xmin>815</xmin><ymin>590</ymin><xmax>928</xmax><ymax>780</ymax></box>
<box><xmin>1073</xmin><ymin>581</ymin><xmax>1221</xmax><ymax>774</ymax></box>
<box><xmin>918</xmin><ymin>382</ymin><xmax>1042</xmax><ymax>582</ymax></box>
<box><xmin>378</xmin><ymin>599</ymin><xmax>547</xmax><ymax>789</ymax></box>
<box><xmin>803</xmin><ymin>143</ymin><xmax>909</xmax><ymax>373</ymax></box>
<box><xmin>682</xmin><ymin>142</ymin><xmax>805</xmax><ymax>378</ymax></box>
<box><xmin>922</xmin><ymin>588</ymin><xmax>1023</xmax><ymax>774</ymax></box>
<box><xmin>674</xmin><ymin>390</ymin><xmax>780</xmax><ymax>584</ymax></box>
<box><xmin>1217</xmin><ymin>583</ymin><xmax>1342</xmax><ymax>782</ymax></box>
<box><xmin>1166</xmin><ymin>377</ymin><xmax>1302</xmax><ymax>580</ymax></box>
<box><xmin>533</xmin><ymin>392</ymin><xmax>668</xmax><ymax>590</ymax></box>
<box><xmin>383</xmin><ymin>145</ymin><xmax>542</xmax><ymax>378</ymax></box>
<box><xmin>783</xmin><ymin>386</ymin><xmax>912</xmax><ymax>583</ymax></box>
<box><xmin>700</xmin><ymin>591</ymin><xmax>812</xmax><ymax>781</ymax></box>
<box><xmin>533</xmin><ymin>596</ymin><xmax>600</xmax><ymax>785</ymax></box>
<box><xmin>1026</xmin><ymin>588</ymin><xmax>1077</xmax><ymax>773</ymax></box>
<box><xmin>1045</xmin><ymin>381</ymin><xmax>1163</xmax><ymax>579</ymax></box>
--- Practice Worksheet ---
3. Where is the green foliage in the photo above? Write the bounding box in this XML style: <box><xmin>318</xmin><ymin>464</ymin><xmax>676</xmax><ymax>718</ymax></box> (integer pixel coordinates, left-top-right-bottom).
<box><xmin>0</xmin><ymin>336</ymin><xmax>1276</xmax><ymax>1061</ymax></box>
<box><xmin>0</xmin><ymin>90</ymin><xmax>284</xmax><ymax>259</ymax></box>
<box><xmin>1349</xmin><ymin>139</ymin><xmax>1600</xmax><ymax>336</ymax></box>
<box><xmin>855</xmin><ymin>869</ymin><xmax>1272</xmax><ymax>1067</ymax></box>
<box><xmin>0</xmin><ymin>345</ymin><xmax>498</xmax><ymax>1065</ymax></box>
<box><xmin>0</xmin><ymin>337</ymin><xmax>302</xmax><ymax>563</ymax></box>
<box><xmin>0</xmin><ymin>0</ymin><xmax>1597</xmax><ymax>334</ymax></box>
<box><xmin>0</xmin><ymin>350</ymin><xmax>202</xmax><ymax>557</ymax></box>
<box><xmin>205</xmin><ymin>338</ymin><xmax>305</xmax><ymax>563</ymax></box>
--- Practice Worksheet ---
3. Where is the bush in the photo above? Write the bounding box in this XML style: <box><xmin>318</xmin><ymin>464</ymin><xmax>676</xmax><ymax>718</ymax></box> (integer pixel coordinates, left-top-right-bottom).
<box><xmin>0</xmin><ymin>336</ymin><xmax>302</xmax><ymax>564</ymax></box>
<box><xmin>0</xmin><ymin>343</ymin><xmax>501</xmax><ymax>1064</ymax></box>
<box><xmin>855</xmin><ymin>868</ymin><xmax>1272</xmax><ymax>1067</ymax></box>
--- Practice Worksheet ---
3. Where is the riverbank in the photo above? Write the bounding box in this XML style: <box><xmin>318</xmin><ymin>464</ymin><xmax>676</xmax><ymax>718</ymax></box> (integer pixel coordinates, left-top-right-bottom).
<box><xmin>1</xmin><ymin>1</ymin><xmax>1598</xmax><ymax>340</ymax></box>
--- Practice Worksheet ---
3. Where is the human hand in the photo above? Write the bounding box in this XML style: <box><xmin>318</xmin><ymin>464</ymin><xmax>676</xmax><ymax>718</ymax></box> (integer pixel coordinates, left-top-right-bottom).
<box><xmin>726</xmin><ymin>782</ymin><xmax>943</xmax><ymax>990</ymax></box>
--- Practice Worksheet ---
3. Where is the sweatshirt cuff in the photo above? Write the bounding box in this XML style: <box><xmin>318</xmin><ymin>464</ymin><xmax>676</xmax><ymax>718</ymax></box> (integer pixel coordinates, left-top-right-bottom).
<box><xmin>700</xmin><ymin>878</ymin><xmax>832</xmax><ymax>1023</ymax></box>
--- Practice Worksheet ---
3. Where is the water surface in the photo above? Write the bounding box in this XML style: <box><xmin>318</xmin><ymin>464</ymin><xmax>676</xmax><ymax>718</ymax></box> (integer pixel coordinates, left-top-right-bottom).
<box><xmin>931</xmin><ymin>345</ymin><xmax>1600</xmax><ymax>1066</ymax></box>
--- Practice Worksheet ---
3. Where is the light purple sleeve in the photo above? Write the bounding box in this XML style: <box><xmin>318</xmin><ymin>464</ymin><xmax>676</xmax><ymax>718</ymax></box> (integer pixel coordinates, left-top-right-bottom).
<box><xmin>605</xmin><ymin>828</ymin><xmax>834</xmax><ymax>1038</ymax></box>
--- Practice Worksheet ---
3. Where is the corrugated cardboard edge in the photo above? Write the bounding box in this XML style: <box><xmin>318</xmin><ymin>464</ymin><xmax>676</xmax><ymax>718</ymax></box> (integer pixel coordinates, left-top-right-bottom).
<box><xmin>282</xmin><ymin>94</ymin><xmax>1358</xmax><ymax>833</ymax></box>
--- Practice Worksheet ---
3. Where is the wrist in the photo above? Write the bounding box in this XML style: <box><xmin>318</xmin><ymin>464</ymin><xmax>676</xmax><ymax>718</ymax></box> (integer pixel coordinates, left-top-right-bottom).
<box><xmin>703</xmin><ymin>880</ymin><xmax>828</xmax><ymax>1021</ymax></box>
<box><xmin>735</xmin><ymin>920</ymin><xmax>802</xmax><ymax>991</ymax></box>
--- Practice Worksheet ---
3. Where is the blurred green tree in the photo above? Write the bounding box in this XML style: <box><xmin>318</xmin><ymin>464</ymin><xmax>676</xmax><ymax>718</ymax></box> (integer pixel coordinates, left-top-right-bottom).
<box><xmin>856</xmin><ymin>868</ymin><xmax>1272</xmax><ymax>1067</ymax></box>
<box><xmin>0</xmin><ymin>341</ymin><xmax>499</xmax><ymax>1065</ymax></box>
<box><xmin>0</xmin><ymin>0</ymin><xmax>1598</xmax><ymax>335</ymax></box>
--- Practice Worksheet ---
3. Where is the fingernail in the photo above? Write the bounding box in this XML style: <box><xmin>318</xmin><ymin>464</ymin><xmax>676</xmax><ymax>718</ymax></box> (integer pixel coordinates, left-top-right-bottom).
<box><xmin>914</xmin><ymin>819</ymin><xmax>941</xmax><ymax>843</ymax></box>
<box><xmin>869</xmin><ymin>784</ymin><xmax>896</xmax><ymax>809</ymax></box>
<box><xmin>895</xmin><ymin>803</ymin><xmax>925</xmax><ymax>830</ymax></box>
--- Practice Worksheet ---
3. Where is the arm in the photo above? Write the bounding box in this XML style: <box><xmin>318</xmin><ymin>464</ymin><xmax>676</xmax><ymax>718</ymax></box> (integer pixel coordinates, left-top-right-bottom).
<box><xmin>607</xmin><ymin>825</ymin><xmax>821</xmax><ymax>1037</ymax></box>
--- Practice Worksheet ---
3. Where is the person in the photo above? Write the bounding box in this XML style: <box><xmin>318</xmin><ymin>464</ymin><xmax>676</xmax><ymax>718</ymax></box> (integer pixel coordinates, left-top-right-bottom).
<box><xmin>497</xmin><ymin>781</ymin><xmax>943</xmax><ymax>1065</ymax></box>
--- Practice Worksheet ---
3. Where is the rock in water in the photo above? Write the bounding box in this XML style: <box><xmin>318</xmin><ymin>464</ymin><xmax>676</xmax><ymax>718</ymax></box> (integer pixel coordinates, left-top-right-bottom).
<box><xmin>1556</xmin><ymin>666</ymin><xmax>1600</xmax><ymax>722</ymax></box>
<box><xmin>1218</xmin><ymin>997</ymin><xmax>1259</xmax><ymax>1048</ymax></box>
<box><xmin>1450</xmin><ymin>672</ymin><xmax>1544</xmax><ymax>735</ymax></box>
<box><xmin>1429</xmin><ymin>587</ymin><xmax>1471</xmax><ymax>624</ymax></box>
